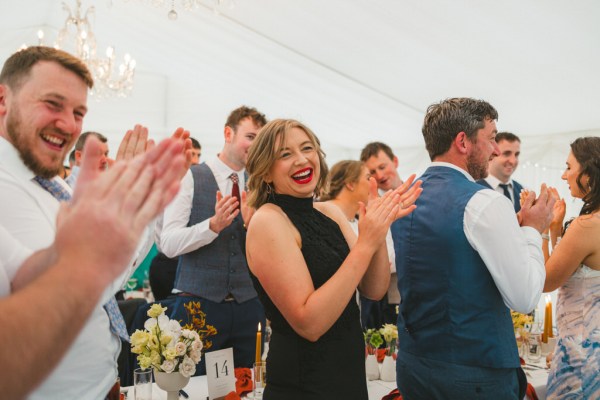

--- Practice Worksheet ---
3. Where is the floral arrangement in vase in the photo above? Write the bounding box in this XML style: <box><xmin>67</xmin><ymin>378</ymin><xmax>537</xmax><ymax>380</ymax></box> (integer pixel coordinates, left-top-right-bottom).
<box><xmin>379</xmin><ymin>323</ymin><xmax>398</xmax><ymax>356</ymax></box>
<box><xmin>511</xmin><ymin>310</ymin><xmax>533</xmax><ymax>338</ymax></box>
<box><xmin>131</xmin><ymin>304</ymin><xmax>204</xmax><ymax>377</ymax></box>
<box><xmin>364</xmin><ymin>328</ymin><xmax>383</xmax><ymax>355</ymax></box>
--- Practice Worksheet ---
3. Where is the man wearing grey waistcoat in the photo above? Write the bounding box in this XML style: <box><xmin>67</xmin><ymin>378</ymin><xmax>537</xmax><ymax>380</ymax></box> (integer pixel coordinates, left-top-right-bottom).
<box><xmin>160</xmin><ymin>106</ymin><xmax>267</xmax><ymax>375</ymax></box>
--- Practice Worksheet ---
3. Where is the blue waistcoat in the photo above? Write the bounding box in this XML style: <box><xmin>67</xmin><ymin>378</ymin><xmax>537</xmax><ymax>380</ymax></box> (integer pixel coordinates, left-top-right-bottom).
<box><xmin>175</xmin><ymin>163</ymin><xmax>257</xmax><ymax>303</ymax></box>
<box><xmin>394</xmin><ymin>166</ymin><xmax>519</xmax><ymax>369</ymax></box>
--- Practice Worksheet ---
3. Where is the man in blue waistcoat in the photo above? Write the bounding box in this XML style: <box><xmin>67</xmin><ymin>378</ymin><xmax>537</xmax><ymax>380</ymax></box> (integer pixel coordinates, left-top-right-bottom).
<box><xmin>160</xmin><ymin>106</ymin><xmax>267</xmax><ymax>375</ymax></box>
<box><xmin>394</xmin><ymin>98</ymin><xmax>555</xmax><ymax>399</ymax></box>
<box><xmin>477</xmin><ymin>131</ymin><xmax>524</xmax><ymax>212</ymax></box>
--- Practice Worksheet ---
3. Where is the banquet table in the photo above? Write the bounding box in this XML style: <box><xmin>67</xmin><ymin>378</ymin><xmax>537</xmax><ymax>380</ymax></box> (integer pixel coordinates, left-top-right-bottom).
<box><xmin>123</xmin><ymin>376</ymin><xmax>396</xmax><ymax>399</ymax></box>
<box><xmin>123</xmin><ymin>364</ymin><xmax>548</xmax><ymax>400</ymax></box>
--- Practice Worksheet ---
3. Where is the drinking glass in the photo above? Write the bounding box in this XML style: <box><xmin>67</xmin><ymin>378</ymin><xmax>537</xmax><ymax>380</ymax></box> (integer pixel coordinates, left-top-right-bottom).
<box><xmin>253</xmin><ymin>361</ymin><xmax>267</xmax><ymax>399</ymax></box>
<box><xmin>527</xmin><ymin>333</ymin><xmax>542</xmax><ymax>362</ymax></box>
<box><xmin>143</xmin><ymin>279</ymin><xmax>153</xmax><ymax>301</ymax></box>
<box><xmin>126</xmin><ymin>278</ymin><xmax>138</xmax><ymax>292</ymax></box>
<box><xmin>134</xmin><ymin>368</ymin><xmax>153</xmax><ymax>400</ymax></box>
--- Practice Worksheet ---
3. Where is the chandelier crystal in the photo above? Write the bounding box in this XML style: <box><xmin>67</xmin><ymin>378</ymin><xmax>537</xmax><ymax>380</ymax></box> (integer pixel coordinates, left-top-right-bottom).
<box><xmin>31</xmin><ymin>0</ymin><xmax>136</xmax><ymax>99</ymax></box>
<box><xmin>125</xmin><ymin>0</ymin><xmax>236</xmax><ymax>20</ymax></box>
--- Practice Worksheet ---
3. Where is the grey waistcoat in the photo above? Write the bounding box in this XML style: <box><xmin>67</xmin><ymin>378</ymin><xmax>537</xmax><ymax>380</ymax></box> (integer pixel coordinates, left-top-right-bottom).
<box><xmin>175</xmin><ymin>163</ymin><xmax>257</xmax><ymax>303</ymax></box>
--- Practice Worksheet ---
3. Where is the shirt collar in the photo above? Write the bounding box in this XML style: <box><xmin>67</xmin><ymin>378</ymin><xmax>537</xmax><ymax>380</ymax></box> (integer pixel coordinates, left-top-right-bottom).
<box><xmin>208</xmin><ymin>156</ymin><xmax>245</xmax><ymax>185</ymax></box>
<box><xmin>0</xmin><ymin>136</ymin><xmax>36</xmax><ymax>182</ymax></box>
<box><xmin>430</xmin><ymin>161</ymin><xmax>475</xmax><ymax>182</ymax></box>
<box><xmin>484</xmin><ymin>174</ymin><xmax>513</xmax><ymax>190</ymax></box>
<box><xmin>0</xmin><ymin>136</ymin><xmax>72</xmax><ymax>194</ymax></box>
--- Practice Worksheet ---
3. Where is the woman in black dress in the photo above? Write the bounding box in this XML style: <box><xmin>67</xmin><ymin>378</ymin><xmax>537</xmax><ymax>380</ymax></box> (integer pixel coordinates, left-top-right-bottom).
<box><xmin>245</xmin><ymin>119</ymin><xmax>421</xmax><ymax>399</ymax></box>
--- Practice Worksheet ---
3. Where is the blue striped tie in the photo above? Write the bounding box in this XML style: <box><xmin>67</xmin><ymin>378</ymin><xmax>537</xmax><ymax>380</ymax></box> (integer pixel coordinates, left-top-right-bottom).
<box><xmin>33</xmin><ymin>176</ymin><xmax>130</xmax><ymax>342</ymax></box>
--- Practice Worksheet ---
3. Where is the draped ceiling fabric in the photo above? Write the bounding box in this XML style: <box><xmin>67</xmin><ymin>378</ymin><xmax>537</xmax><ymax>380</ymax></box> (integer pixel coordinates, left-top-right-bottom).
<box><xmin>1</xmin><ymin>0</ymin><xmax>598</xmax><ymax>218</ymax></box>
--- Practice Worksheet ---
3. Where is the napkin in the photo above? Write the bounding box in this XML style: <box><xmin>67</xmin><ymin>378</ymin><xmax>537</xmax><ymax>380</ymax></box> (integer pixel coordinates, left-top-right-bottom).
<box><xmin>519</xmin><ymin>357</ymin><xmax>539</xmax><ymax>400</ymax></box>
<box><xmin>225</xmin><ymin>392</ymin><xmax>241</xmax><ymax>400</ymax></box>
<box><xmin>381</xmin><ymin>388</ymin><xmax>403</xmax><ymax>400</ymax></box>
<box><xmin>526</xmin><ymin>384</ymin><xmax>539</xmax><ymax>400</ymax></box>
<box><xmin>377</xmin><ymin>348</ymin><xmax>397</xmax><ymax>363</ymax></box>
<box><xmin>235</xmin><ymin>367</ymin><xmax>253</xmax><ymax>396</ymax></box>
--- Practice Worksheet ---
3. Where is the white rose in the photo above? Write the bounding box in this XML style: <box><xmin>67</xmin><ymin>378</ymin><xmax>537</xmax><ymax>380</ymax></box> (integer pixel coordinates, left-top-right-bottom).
<box><xmin>181</xmin><ymin>329</ymin><xmax>194</xmax><ymax>339</ymax></box>
<box><xmin>167</xmin><ymin>320</ymin><xmax>182</xmax><ymax>335</ymax></box>
<box><xmin>157</xmin><ymin>314</ymin><xmax>170</xmax><ymax>330</ymax></box>
<box><xmin>189</xmin><ymin>348</ymin><xmax>202</xmax><ymax>364</ymax></box>
<box><xmin>144</xmin><ymin>318</ymin><xmax>157</xmax><ymax>331</ymax></box>
<box><xmin>180</xmin><ymin>356</ymin><xmax>196</xmax><ymax>378</ymax></box>
<box><xmin>192</xmin><ymin>331</ymin><xmax>200</xmax><ymax>342</ymax></box>
<box><xmin>175</xmin><ymin>342</ymin><xmax>187</xmax><ymax>356</ymax></box>
<box><xmin>192</xmin><ymin>339</ymin><xmax>203</xmax><ymax>351</ymax></box>
<box><xmin>161</xmin><ymin>359</ymin><xmax>177</xmax><ymax>373</ymax></box>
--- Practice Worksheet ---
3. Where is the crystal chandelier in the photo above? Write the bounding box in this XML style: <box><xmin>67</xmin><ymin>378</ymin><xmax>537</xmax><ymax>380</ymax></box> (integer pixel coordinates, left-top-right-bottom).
<box><xmin>125</xmin><ymin>0</ymin><xmax>236</xmax><ymax>20</ymax></box>
<box><xmin>33</xmin><ymin>0</ymin><xmax>136</xmax><ymax>99</ymax></box>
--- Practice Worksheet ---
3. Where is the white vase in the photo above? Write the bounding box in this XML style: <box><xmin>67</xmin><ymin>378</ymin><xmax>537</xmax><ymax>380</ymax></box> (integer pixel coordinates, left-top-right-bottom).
<box><xmin>380</xmin><ymin>355</ymin><xmax>396</xmax><ymax>382</ymax></box>
<box><xmin>154</xmin><ymin>370</ymin><xmax>190</xmax><ymax>400</ymax></box>
<box><xmin>365</xmin><ymin>353</ymin><xmax>379</xmax><ymax>380</ymax></box>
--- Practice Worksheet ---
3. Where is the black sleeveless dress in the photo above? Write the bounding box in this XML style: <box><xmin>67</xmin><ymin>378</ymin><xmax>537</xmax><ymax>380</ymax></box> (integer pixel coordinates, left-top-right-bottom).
<box><xmin>250</xmin><ymin>193</ymin><xmax>368</xmax><ymax>400</ymax></box>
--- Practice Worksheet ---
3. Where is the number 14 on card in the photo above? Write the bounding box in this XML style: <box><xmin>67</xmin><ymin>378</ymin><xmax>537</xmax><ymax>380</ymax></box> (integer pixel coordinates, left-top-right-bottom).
<box><xmin>205</xmin><ymin>347</ymin><xmax>236</xmax><ymax>399</ymax></box>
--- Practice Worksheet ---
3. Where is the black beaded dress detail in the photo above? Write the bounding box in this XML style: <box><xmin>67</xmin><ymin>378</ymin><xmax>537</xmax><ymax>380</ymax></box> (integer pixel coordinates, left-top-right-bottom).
<box><xmin>251</xmin><ymin>193</ymin><xmax>367</xmax><ymax>400</ymax></box>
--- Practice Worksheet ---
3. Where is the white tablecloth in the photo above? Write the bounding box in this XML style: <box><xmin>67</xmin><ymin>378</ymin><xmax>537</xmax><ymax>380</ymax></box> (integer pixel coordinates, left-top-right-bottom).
<box><xmin>124</xmin><ymin>366</ymin><xmax>547</xmax><ymax>400</ymax></box>
<box><xmin>124</xmin><ymin>375</ymin><xmax>396</xmax><ymax>399</ymax></box>
<box><xmin>524</xmin><ymin>358</ymin><xmax>549</xmax><ymax>400</ymax></box>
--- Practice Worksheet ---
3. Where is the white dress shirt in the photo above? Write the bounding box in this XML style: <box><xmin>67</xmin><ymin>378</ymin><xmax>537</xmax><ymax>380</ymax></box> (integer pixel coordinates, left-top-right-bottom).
<box><xmin>0</xmin><ymin>136</ymin><xmax>131</xmax><ymax>400</ymax></box>
<box><xmin>0</xmin><ymin>226</ymin><xmax>32</xmax><ymax>297</ymax></box>
<box><xmin>160</xmin><ymin>157</ymin><xmax>244</xmax><ymax>258</ymax></box>
<box><xmin>483</xmin><ymin>174</ymin><xmax>519</xmax><ymax>204</ymax></box>
<box><xmin>433</xmin><ymin>162</ymin><xmax>545</xmax><ymax>313</ymax></box>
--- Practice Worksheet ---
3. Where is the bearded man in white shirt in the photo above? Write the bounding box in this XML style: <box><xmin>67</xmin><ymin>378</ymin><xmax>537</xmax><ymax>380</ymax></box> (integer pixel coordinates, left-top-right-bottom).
<box><xmin>394</xmin><ymin>98</ymin><xmax>555</xmax><ymax>399</ymax></box>
<box><xmin>0</xmin><ymin>46</ymin><xmax>187</xmax><ymax>399</ymax></box>
<box><xmin>0</xmin><ymin>135</ymin><xmax>186</xmax><ymax>400</ymax></box>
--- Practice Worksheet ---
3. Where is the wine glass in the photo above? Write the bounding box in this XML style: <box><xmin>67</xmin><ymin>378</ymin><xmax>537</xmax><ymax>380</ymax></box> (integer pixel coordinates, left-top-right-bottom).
<box><xmin>126</xmin><ymin>278</ymin><xmax>138</xmax><ymax>293</ymax></box>
<box><xmin>142</xmin><ymin>279</ymin><xmax>153</xmax><ymax>302</ymax></box>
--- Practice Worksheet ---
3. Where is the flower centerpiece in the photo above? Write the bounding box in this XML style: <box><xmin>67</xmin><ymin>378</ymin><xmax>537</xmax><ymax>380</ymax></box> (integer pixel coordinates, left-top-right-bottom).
<box><xmin>378</xmin><ymin>324</ymin><xmax>398</xmax><ymax>382</ymax></box>
<box><xmin>511</xmin><ymin>310</ymin><xmax>533</xmax><ymax>339</ymax></box>
<box><xmin>379</xmin><ymin>324</ymin><xmax>398</xmax><ymax>357</ymax></box>
<box><xmin>131</xmin><ymin>304</ymin><xmax>203</xmax><ymax>377</ymax></box>
<box><xmin>363</xmin><ymin>328</ymin><xmax>383</xmax><ymax>380</ymax></box>
<box><xmin>364</xmin><ymin>328</ymin><xmax>383</xmax><ymax>355</ymax></box>
<box><xmin>511</xmin><ymin>310</ymin><xmax>533</xmax><ymax>356</ymax></box>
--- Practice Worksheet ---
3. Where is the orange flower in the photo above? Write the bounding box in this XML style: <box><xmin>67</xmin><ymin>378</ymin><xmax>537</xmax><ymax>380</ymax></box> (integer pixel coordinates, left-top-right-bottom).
<box><xmin>180</xmin><ymin>300</ymin><xmax>218</xmax><ymax>351</ymax></box>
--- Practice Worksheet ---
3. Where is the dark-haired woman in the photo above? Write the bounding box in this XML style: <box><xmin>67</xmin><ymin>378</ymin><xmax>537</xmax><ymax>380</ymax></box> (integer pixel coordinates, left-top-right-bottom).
<box><xmin>544</xmin><ymin>137</ymin><xmax>600</xmax><ymax>399</ymax></box>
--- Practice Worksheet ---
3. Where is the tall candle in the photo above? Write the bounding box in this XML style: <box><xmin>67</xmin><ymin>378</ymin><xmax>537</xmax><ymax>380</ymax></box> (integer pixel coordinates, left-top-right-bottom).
<box><xmin>543</xmin><ymin>295</ymin><xmax>553</xmax><ymax>343</ymax></box>
<box><xmin>255</xmin><ymin>322</ymin><xmax>262</xmax><ymax>364</ymax></box>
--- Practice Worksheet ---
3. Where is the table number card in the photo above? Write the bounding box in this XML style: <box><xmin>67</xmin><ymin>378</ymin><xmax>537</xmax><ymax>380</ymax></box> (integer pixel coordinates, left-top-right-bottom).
<box><xmin>205</xmin><ymin>347</ymin><xmax>236</xmax><ymax>400</ymax></box>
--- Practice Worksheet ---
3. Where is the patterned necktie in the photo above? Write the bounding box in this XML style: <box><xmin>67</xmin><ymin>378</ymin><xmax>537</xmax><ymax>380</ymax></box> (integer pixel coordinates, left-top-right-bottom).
<box><xmin>229</xmin><ymin>173</ymin><xmax>241</xmax><ymax>210</ymax></box>
<box><xmin>498</xmin><ymin>183</ymin><xmax>512</xmax><ymax>202</ymax></box>
<box><xmin>33</xmin><ymin>176</ymin><xmax>130</xmax><ymax>342</ymax></box>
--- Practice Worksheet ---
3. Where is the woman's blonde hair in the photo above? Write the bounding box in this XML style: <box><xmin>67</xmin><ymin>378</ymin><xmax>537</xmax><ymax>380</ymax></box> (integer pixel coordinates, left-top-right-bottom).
<box><xmin>320</xmin><ymin>160</ymin><xmax>364</xmax><ymax>201</ymax></box>
<box><xmin>246</xmin><ymin>119</ymin><xmax>328</xmax><ymax>209</ymax></box>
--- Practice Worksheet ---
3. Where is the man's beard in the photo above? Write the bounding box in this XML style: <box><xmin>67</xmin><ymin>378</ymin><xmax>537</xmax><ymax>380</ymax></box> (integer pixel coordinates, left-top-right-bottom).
<box><xmin>6</xmin><ymin>109</ymin><xmax>64</xmax><ymax>179</ymax></box>
<box><xmin>466</xmin><ymin>150</ymin><xmax>488</xmax><ymax>181</ymax></box>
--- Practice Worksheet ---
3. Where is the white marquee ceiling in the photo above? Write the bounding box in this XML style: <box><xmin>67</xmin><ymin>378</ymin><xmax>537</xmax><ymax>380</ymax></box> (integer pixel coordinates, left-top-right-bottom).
<box><xmin>1</xmin><ymin>0</ymin><xmax>599</xmax><ymax>163</ymax></box>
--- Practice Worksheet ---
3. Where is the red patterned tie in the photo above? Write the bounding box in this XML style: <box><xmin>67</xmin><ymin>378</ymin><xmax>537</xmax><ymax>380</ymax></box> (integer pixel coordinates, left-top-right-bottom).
<box><xmin>230</xmin><ymin>173</ymin><xmax>241</xmax><ymax>210</ymax></box>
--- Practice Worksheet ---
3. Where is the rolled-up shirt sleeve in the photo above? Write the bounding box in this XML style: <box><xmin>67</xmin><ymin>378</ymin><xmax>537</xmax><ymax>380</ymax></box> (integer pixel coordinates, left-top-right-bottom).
<box><xmin>464</xmin><ymin>189</ymin><xmax>545</xmax><ymax>313</ymax></box>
